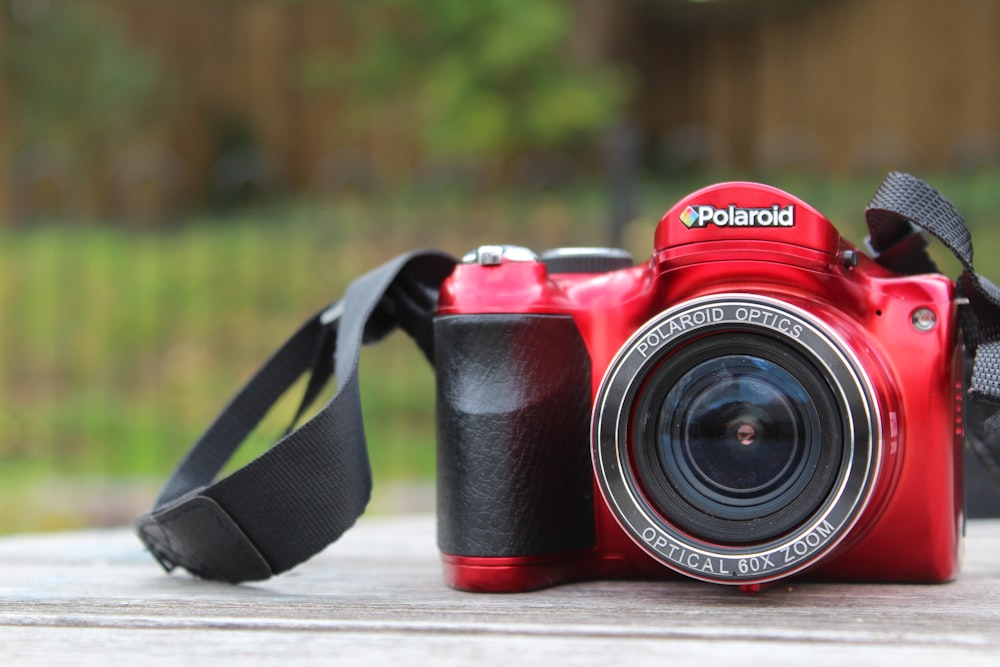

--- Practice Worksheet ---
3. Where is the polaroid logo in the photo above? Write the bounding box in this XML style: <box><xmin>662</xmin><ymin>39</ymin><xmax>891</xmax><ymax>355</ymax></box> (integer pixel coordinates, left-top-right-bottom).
<box><xmin>680</xmin><ymin>204</ymin><xmax>796</xmax><ymax>229</ymax></box>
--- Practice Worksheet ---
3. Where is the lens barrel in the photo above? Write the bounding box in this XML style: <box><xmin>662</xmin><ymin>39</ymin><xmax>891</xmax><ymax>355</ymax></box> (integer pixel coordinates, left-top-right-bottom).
<box><xmin>592</xmin><ymin>295</ymin><xmax>880</xmax><ymax>584</ymax></box>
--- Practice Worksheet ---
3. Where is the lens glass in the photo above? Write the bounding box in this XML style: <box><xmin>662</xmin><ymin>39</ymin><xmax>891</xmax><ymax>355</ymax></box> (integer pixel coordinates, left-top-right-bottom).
<box><xmin>658</xmin><ymin>356</ymin><xmax>820</xmax><ymax>517</ymax></box>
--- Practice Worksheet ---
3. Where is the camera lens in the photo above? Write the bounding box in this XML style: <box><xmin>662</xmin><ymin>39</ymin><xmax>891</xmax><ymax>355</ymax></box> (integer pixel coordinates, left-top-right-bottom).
<box><xmin>631</xmin><ymin>333</ymin><xmax>842</xmax><ymax>544</ymax></box>
<box><xmin>593</xmin><ymin>295</ymin><xmax>879</xmax><ymax>583</ymax></box>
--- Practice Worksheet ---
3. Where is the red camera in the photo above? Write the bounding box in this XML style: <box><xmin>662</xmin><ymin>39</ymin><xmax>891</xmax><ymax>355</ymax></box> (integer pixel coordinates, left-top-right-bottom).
<box><xmin>434</xmin><ymin>181</ymin><xmax>964</xmax><ymax>593</ymax></box>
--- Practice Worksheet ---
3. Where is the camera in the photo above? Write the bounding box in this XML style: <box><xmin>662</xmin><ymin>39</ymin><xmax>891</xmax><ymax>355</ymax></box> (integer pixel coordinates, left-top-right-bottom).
<box><xmin>435</xmin><ymin>180</ymin><xmax>964</xmax><ymax>593</ymax></box>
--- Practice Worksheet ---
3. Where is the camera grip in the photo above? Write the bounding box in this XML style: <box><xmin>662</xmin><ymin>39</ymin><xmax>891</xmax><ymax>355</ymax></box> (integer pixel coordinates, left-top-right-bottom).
<box><xmin>435</xmin><ymin>314</ymin><xmax>596</xmax><ymax>558</ymax></box>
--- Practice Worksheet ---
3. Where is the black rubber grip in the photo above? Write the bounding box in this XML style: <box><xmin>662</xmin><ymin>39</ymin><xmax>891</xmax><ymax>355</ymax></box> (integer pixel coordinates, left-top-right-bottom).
<box><xmin>434</xmin><ymin>313</ymin><xmax>596</xmax><ymax>558</ymax></box>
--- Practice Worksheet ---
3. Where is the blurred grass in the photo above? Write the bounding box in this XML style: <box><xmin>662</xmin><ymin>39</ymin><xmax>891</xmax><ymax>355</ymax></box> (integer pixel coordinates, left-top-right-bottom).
<box><xmin>2</xmin><ymin>170</ymin><xmax>1000</xmax><ymax>534</ymax></box>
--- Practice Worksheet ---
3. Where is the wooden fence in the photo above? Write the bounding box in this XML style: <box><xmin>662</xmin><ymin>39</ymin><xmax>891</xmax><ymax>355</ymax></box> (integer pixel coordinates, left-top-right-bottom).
<box><xmin>626</xmin><ymin>0</ymin><xmax>1000</xmax><ymax>173</ymax></box>
<box><xmin>2</xmin><ymin>0</ymin><xmax>1000</xmax><ymax>218</ymax></box>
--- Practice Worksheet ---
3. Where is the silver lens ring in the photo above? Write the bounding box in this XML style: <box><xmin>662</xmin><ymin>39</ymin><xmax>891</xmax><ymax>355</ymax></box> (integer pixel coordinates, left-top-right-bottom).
<box><xmin>592</xmin><ymin>294</ymin><xmax>881</xmax><ymax>585</ymax></box>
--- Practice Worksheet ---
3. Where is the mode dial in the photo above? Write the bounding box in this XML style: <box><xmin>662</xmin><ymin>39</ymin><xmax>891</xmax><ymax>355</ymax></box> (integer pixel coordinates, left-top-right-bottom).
<box><xmin>540</xmin><ymin>247</ymin><xmax>634</xmax><ymax>274</ymax></box>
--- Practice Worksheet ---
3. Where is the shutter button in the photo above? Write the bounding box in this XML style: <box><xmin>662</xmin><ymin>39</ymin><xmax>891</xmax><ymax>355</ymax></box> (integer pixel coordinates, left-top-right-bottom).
<box><xmin>462</xmin><ymin>245</ymin><xmax>538</xmax><ymax>266</ymax></box>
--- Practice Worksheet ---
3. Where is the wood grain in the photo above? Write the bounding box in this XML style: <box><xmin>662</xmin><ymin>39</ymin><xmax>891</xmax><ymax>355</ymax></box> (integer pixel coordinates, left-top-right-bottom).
<box><xmin>1</xmin><ymin>516</ymin><xmax>998</xmax><ymax>666</ymax></box>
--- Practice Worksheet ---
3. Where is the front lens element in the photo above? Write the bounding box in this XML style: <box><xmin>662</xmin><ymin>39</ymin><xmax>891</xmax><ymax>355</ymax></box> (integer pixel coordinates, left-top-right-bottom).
<box><xmin>660</xmin><ymin>355</ymin><xmax>820</xmax><ymax>516</ymax></box>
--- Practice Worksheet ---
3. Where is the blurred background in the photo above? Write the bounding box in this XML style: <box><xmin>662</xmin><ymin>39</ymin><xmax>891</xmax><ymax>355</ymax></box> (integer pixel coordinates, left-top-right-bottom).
<box><xmin>2</xmin><ymin>0</ymin><xmax>1000</xmax><ymax>533</ymax></box>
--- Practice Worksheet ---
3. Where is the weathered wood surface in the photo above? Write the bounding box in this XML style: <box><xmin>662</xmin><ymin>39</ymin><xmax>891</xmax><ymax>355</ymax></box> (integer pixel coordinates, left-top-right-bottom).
<box><xmin>1</xmin><ymin>515</ymin><xmax>999</xmax><ymax>666</ymax></box>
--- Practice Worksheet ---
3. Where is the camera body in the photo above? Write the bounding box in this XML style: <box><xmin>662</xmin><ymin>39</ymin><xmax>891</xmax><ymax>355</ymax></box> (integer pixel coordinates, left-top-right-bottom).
<box><xmin>434</xmin><ymin>181</ymin><xmax>965</xmax><ymax>592</ymax></box>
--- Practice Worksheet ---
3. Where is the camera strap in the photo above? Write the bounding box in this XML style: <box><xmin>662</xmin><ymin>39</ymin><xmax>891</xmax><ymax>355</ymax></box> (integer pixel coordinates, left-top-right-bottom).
<box><xmin>133</xmin><ymin>250</ymin><xmax>457</xmax><ymax>582</ymax></box>
<box><xmin>865</xmin><ymin>171</ymin><xmax>1000</xmax><ymax>483</ymax></box>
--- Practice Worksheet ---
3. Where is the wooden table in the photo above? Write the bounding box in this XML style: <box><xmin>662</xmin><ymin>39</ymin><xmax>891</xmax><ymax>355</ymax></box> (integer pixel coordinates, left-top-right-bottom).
<box><xmin>1</xmin><ymin>515</ymin><xmax>999</xmax><ymax>665</ymax></box>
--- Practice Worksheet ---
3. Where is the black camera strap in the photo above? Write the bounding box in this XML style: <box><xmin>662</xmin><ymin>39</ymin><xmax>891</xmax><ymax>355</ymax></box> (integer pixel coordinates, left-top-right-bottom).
<box><xmin>865</xmin><ymin>171</ymin><xmax>1000</xmax><ymax>483</ymax></box>
<box><xmin>133</xmin><ymin>250</ymin><xmax>457</xmax><ymax>582</ymax></box>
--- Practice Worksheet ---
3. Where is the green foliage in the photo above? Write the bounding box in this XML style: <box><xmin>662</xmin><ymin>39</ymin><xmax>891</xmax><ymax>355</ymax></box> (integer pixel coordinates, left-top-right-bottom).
<box><xmin>297</xmin><ymin>0</ymin><xmax>630</xmax><ymax>159</ymax></box>
<box><xmin>1</xmin><ymin>2</ymin><xmax>162</xmax><ymax>151</ymax></box>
